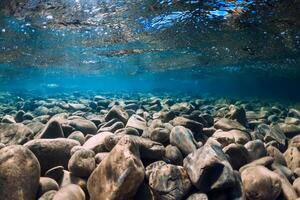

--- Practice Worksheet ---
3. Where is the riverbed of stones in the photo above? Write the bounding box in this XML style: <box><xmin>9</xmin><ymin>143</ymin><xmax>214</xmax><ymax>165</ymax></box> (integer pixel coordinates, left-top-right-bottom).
<box><xmin>0</xmin><ymin>92</ymin><xmax>300</xmax><ymax>200</ymax></box>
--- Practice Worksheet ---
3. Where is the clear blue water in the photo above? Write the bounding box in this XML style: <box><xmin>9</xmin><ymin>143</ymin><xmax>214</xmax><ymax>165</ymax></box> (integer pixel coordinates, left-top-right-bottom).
<box><xmin>0</xmin><ymin>0</ymin><xmax>299</xmax><ymax>100</ymax></box>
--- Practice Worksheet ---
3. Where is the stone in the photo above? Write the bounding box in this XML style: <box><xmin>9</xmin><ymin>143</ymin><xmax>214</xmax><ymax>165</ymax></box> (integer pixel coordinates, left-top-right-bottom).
<box><xmin>183</xmin><ymin>144</ymin><xmax>236</xmax><ymax>192</ymax></box>
<box><xmin>67</xmin><ymin>131</ymin><xmax>85</xmax><ymax>145</ymax></box>
<box><xmin>105</xmin><ymin>106</ymin><xmax>129</xmax><ymax>124</ymax></box>
<box><xmin>170</xmin><ymin>102</ymin><xmax>193</xmax><ymax>113</ymax></box>
<box><xmin>68</xmin><ymin>118</ymin><xmax>97</xmax><ymax>135</ymax></box>
<box><xmin>15</xmin><ymin>110</ymin><xmax>25</xmax><ymax>122</ymax></box>
<box><xmin>223</xmin><ymin>143</ymin><xmax>250</xmax><ymax>170</ymax></box>
<box><xmin>170</xmin><ymin>126</ymin><xmax>198</xmax><ymax>156</ymax></box>
<box><xmin>38</xmin><ymin>177</ymin><xmax>59</xmax><ymax>197</ymax></box>
<box><xmin>69</xmin><ymin>103</ymin><xmax>87</xmax><ymax>111</ymax></box>
<box><xmin>44</xmin><ymin>166</ymin><xmax>64</xmax><ymax>183</ymax></box>
<box><xmin>245</xmin><ymin>139</ymin><xmax>267</xmax><ymax>161</ymax></box>
<box><xmin>38</xmin><ymin>120</ymin><xmax>64</xmax><ymax>139</ymax></box>
<box><xmin>133</xmin><ymin>181</ymin><xmax>156</xmax><ymax>200</ymax></box>
<box><xmin>239</xmin><ymin>156</ymin><xmax>274</xmax><ymax>172</ymax></box>
<box><xmin>172</xmin><ymin>117</ymin><xmax>203</xmax><ymax>133</ymax></box>
<box><xmin>24</xmin><ymin>138</ymin><xmax>80</xmax><ymax>174</ymax></box>
<box><xmin>0</xmin><ymin>123</ymin><xmax>34</xmax><ymax>145</ymax></box>
<box><xmin>82</xmin><ymin>131</ymin><xmax>113</xmax><ymax>153</ymax></box>
<box><xmin>186</xmin><ymin>192</ymin><xmax>208</xmax><ymax>200</ymax></box>
<box><xmin>289</xmin><ymin>135</ymin><xmax>300</xmax><ymax>148</ymax></box>
<box><xmin>164</xmin><ymin>145</ymin><xmax>183</xmax><ymax>166</ymax></box>
<box><xmin>146</xmin><ymin>161</ymin><xmax>191</xmax><ymax>200</ymax></box>
<box><xmin>279</xmin><ymin>123</ymin><xmax>300</xmax><ymax>138</ymax></box>
<box><xmin>1</xmin><ymin>114</ymin><xmax>16</xmax><ymax>123</ymax></box>
<box><xmin>87</xmin><ymin>136</ymin><xmax>145</xmax><ymax>200</ymax></box>
<box><xmin>266</xmin><ymin>145</ymin><xmax>287</xmax><ymax>166</ymax></box>
<box><xmin>293</xmin><ymin>177</ymin><xmax>300</xmax><ymax>196</ymax></box>
<box><xmin>98</xmin><ymin>121</ymin><xmax>124</xmax><ymax>133</ymax></box>
<box><xmin>68</xmin><ymin>149</ymin><xmax>96</xmax><ymax>178</ymax></box>
<box><xmin>256</xmin><ymin>124</ymin><xmax>286</xmax><ymax>146</ymax></box>
<box><xmin>56</xmin><ymin>170</ymin><xmax>87</xmax><ymax>190</ymax></box>
<box><xmin>126</xmin><ymin>114</ymin><xmax>147</xmax><ymax>134</ymax></box>
<box><xmin>241</xmin><ymin>166</ymin><xmax>281</xmax><ymax>200</ymax></box>
<box><xmin>284</xmin><ymin>147</ymin><xmax>300</xmax><ymax>171</ymax></box>
<box><xmin>95</xmin><ymin>152</ymin><xmax>109</xmax><ymax>164</ymax></box>
<box><xmin>214</xmin><ymin>118</ymin><xmax>246</xmax><ymax>131</ymax></box>
<box><xmin>105</xmin><ymin>134</ymin><xmax>165</xmax><ymax>160</ymax></box>
<box><xmin>38</xmin><ymin>190</ymin><xmax>57</xmax><ymax>200</ymax></box>
<box><xmin>23</xmin><ymin>112</ymin><xmax>34</xmax><ymax>120</ymax></box>
<box><xmin>0</xmin><ymin>145</ymin><xmax>40</xmax><ymax>200</ymax></box>
<box><xmin>115</xmin><ymin>127</ymin><xmax>140</xmax><ymax>136</ymax></box>
<box><xmin>212</xmin><ymin>129</ymin><xmax>250</xmax><ymax>146</ymax></box>
<box><xmin>226</xmin><ymin>105</ymin><xmax>247</xmax><ymax>126</ymax></box>
<box><xmin>53</xmin><ymin>184</ymin><xmax>85</xmax><ymax>200</ymax></box>
<box><xmin>274</xmin><ymin>169</ymin><xmax>298</xmax><ymax>200</ymax></box>
<box><xmin>149</xmin><ymin>127</ymin><xmax>170</xmax><ymax>144</ymax></box>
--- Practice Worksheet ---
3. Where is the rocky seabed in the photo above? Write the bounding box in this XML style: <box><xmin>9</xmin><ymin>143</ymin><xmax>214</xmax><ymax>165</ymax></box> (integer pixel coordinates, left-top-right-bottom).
<box><xmin>0</xmin><ymin>92</ymin><xmax>300</xmax><ymax>200</ymax></box>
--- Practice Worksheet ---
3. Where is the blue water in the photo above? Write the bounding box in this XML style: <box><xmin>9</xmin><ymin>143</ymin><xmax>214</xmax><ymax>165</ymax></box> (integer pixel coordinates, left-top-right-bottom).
<box><xmin>0</xmin><ymin>0</ymin><xmax>299</xmax><ymax>101</ymax></box>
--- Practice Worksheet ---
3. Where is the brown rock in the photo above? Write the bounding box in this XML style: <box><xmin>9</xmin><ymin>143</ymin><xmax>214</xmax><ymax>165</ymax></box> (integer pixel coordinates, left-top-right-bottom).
<box><xmin>146</xmin><ymin>161</ymin><xmax>191</xmax><ymax>200</ymax></box>
<box><xmin>24</xmin><ymin>138</ymin><xmax>80</xmax><ymax>174</ymax></box>
<box><xmin>0</xmin><ymin>145</ymin><xmax>40</xmax><ymax>200</ymax></box>
<box><xmin>53</xmin><ymin>184</ymin><xmax>85</xmax><ymax>200</ymax></box>
<box><xmin>241</xmin><ymin>166</ymin><xmax>281</xmax><ymax>200</ymax></box>
<box><xmin>87</xmin><ymin>136</ymin><xmax>145</xmax><ymax>200</ymax></box>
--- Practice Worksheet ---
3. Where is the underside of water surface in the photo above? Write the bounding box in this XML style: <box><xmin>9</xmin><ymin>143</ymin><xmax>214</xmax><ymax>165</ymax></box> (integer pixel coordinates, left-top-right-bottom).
<box><xmin>0</xmin><ymin>0</ymin><xmax>300</xmax><ymax>99</ymax></box>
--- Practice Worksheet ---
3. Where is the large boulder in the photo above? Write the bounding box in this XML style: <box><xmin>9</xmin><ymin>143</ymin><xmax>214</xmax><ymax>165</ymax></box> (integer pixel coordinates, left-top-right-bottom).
<box><xmin>0</xmin><ymin>145</ymin><xmax>40</xmax><ymax>200</ymax></box>
<box><xmin>24</xmin><ymin>138</ymin><xmax>80</xmax><ymax>174</ymax></box>
<box><xmin>183</xmin><ymin>144</ymin><xmax>236</xmax><ymax>192</ymax></box>
<box><xmin>0</xmin><ymin>123</ymin><xmax>34</xmax><ymax>145</ymax></box>
<box><xmin>87</xmin><ymin>136</ymin><xmax>145</xmax><ymax>200</ymax></box>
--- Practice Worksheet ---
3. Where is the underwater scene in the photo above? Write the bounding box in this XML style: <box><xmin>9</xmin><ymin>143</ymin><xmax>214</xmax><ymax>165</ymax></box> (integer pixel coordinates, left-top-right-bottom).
<box><xmin>0</xmin><ymin>0</ymin><xmax>300</xmax><ymax>200</ymax></box>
